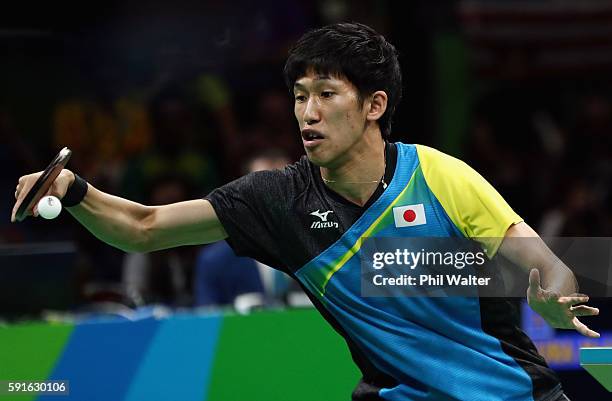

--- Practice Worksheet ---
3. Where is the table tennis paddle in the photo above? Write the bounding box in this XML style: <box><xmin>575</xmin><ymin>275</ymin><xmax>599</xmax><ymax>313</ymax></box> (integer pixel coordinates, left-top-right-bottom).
<box><xmin>14</xmin><ymin>147</ymin><xmax>72</xmax><ymax>222</ymax></box>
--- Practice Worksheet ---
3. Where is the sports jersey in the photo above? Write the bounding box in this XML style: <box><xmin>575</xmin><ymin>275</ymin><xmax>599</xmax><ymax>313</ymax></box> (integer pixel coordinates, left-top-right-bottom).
<box><xmin>205</xmin><ymin>142</ymin><xmax>564</xmax><ymax>401</ymax></box>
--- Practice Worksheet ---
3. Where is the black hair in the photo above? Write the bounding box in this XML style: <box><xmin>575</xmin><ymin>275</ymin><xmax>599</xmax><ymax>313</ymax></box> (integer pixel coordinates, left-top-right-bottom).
<box><xmin>284</xmin><ymin>22</ymin><xmax>402</xmax><ymax>138</ymax></box>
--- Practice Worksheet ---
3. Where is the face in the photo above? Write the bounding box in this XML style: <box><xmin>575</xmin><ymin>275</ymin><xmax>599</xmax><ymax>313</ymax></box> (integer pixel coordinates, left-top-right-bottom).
<box><xmin>293</xmin><ymin>70</ymin><xmax>369</xmax><ymax>167</ymax></box>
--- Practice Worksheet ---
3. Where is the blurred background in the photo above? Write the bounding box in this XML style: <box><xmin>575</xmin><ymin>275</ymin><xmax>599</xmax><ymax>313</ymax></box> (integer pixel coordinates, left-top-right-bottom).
<box><xmin>1</xmin><ymin>1</ymin><xmax>612</xmax><ymax>399</ymax></box>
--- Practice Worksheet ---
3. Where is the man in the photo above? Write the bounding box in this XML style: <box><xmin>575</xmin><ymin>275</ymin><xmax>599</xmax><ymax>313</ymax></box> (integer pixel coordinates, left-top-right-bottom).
<box><xmin>13</xmin><ymin>22</ymin><xmax>599</xmax><ymax>401</ymax></box>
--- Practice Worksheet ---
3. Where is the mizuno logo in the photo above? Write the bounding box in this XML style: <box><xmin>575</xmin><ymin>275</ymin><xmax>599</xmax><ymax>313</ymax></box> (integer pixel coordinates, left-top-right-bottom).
<box><xmin>309</xmin><ymin>209</ymin><xmax>338</xmax><ymax>229</ymax></box>
<box><xmin>310</xmin><ymin>209</ymin><xmax>333</xmax><ymax>221</ymax></box>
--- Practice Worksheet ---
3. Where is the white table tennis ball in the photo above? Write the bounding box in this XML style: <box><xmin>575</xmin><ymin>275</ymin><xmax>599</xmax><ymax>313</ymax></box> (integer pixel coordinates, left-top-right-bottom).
<box><xmin>37</xmin><ymin>195</ymin><xmax>62</xmax><ymax>219</ymax></box>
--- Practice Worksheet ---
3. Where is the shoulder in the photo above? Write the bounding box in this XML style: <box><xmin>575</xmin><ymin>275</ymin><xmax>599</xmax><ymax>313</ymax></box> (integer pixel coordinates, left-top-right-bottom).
<box><xmin>216</xmin><ymin>156</ymin><xmax>307</xmax><ymax>194</ymax></box>
<box><xmin>237</xmin><ymin>155</ymin><xmax>313</xmax><ymax>209</ymax></box>
<box><xmin>411</xmin><ymin>144</ymin><xmax>491</xmax><ymax>190</ymax></box>
<box><xmin>413</xmin><ymin>144</ymin><xmax>470</xmax><ymax>172</ymax></box>
<box><xmin>281</xmin><ymin>155</ymin><xmax>312</xmax><ymax>182</ymax></box>
<box><xmin>259</xmin><ymin>155</ymin><xmax>312</xmax><ymax>196</ymax></box>
<box><xmin>404</xmin><ymin>143</ymin><xmax>507</xmax><ymax>211</ymax></box>
<box><xmin>391</xmin><ymin>142</ymin><xmax>473</xmax><ymax>181</ymax></box>
<box><xmin>246</xmin><ymin>155</ymin><xmax>310</xmax><ymax>182</ymax></box>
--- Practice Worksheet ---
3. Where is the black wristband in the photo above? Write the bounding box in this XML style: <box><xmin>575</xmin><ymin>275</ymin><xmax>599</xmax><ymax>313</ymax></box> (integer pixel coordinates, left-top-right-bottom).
<box><xmin>62</xmin><ymin>174</ymin><xmax>88</xmax><ymax>207</ymax></box>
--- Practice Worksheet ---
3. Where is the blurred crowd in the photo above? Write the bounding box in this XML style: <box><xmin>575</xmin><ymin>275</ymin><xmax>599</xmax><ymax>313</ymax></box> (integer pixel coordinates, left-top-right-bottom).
<box><xmin>0</xmin><ymin>1</ymin><xmax>611</xmax><ymax>321</ymax></box>
<box><xmin>0</xmin><ymin>69</ymin><xmax>308</xmax><ymax>318</ymax></box>
<box><xmin>467</xmin><ymin>83</ymin><xmax>612</xmax><ymax>237</ymax></box>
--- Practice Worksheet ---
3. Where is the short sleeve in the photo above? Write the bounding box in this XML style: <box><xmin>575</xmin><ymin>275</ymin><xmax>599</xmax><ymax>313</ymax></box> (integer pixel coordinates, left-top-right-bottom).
<box><xmin>204</xmin><ymin>169</ymin><xmax>292</xmax><ymax>271</ymax></box>
<box><xmin>416</xmin><ymin>145</ymin><xmax>523</xmax><ymax>256</ymax></box>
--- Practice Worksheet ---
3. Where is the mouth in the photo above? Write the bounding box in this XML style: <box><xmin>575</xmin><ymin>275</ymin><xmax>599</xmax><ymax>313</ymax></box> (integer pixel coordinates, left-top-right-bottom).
<box><xmin>301</xmin><ymin>129</ymin><xmax>325</xmax><ymax>148</ymax></box>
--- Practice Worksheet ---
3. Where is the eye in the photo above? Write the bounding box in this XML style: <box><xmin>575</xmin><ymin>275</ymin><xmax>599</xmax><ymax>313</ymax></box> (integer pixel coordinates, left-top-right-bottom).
<box><xmin>321</xmin><ymin>91</ymin><xmax>335</xmax><ymax>98</ymax></box>
<box><xmin>294</xmin><ymin>94</ymin><xmax>307</xmax><ymax>103</ymax></box>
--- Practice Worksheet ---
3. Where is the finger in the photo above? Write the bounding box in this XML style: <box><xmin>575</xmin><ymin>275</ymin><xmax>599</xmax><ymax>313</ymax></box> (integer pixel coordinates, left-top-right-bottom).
<box><xmin>16</xmin><ymin>176</ymin><xmax>41</xmax><ymax>216</ymax></box>
<box><xmin>11</xmin><ymin>190</ymin><xmax>28</xmax><ymax>222</ymax></box>
<box><xmin>527</xmin><ymin>269</ymin><xmax>542</xmax><ymax>299</ymax></box>
<box><xmin>570</xmin><ymin>305</ymin><xmax>599</xmax><ymax>317</ymax></box>
<box><xmin>18</xmin><ymin>177</ymin><xmax>35</xmax><ymax>199</ymax></box>
<box><xmin>529</xmin><ymin>269</ymin><xmax>541</xmax><ymax>291</ymax></box>
<box><xmin>32</xmin><ymin>204</ymin><xmax>39</xmax><ymax>217</ymax></box>
<box><xmin>559</xmin><ymin>295</ymin><xmax>590</xmax><ymax>305</ymax></box>
<box><xmin>11</xmin><ymin>196</ymin><xmax>27</xmax><ymax>221</ymax></box>
<box><xmin>11</xmin><ymin>182</ymin><xmax>24</xmax><ymax>222</ymax></box>
<box><xmin>11</xmin><ymin>178</ymin><xmax>34</xmax><ymax>222</ymax></box>
<box><xmin>573</xmin><ymin>317</ymin><xmax>600</xmax><ymax>338</ymax></box>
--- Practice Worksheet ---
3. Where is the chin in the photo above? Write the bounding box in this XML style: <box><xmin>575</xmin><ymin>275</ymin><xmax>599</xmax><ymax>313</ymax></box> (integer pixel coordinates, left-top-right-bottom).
<box><xmin>304</xmin><ymin>151</ymin><xmax>324</xmax><ymax>166</ymax></box>
<box><xmin>304</xmin><ymin>148</ymin><xmax>333</xmax><ymax>167</ymax></box>
<box><xmin>304</xmin><ymin>142</ymin><xmax>347</xmax><ymax>168</ymax></box>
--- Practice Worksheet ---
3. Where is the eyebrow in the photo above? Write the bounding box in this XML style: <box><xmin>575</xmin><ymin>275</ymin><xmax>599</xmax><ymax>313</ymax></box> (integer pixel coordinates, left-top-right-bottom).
<box><xmin>294</xmin><ymin>75</ymin><xmax>332</xmax><ymax>89</ymax></box>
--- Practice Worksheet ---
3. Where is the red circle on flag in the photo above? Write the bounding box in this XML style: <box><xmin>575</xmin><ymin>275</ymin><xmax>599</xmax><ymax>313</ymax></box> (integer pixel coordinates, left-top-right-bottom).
<box><xmin>403</xmin><ymin>209</ymin><xmax>416</xmax><ymax>222</ymax></box>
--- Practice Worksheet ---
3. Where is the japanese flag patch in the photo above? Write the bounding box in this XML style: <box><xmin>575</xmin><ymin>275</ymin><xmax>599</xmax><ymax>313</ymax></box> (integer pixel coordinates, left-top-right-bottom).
<box><xmin>393</xmin><ymin>204</ymin><xmax>426</xmax><ymax>227</ymax></box>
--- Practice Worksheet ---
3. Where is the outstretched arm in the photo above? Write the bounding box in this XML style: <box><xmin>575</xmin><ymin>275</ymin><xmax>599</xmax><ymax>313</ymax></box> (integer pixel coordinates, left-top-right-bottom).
<box><xmin>499</xmin><ymin>222</ymin><xmax>600</xmax><ymax>338</ymax></box>
<box><xmin>12</xmin><ymin>169</ymin><xmax>227</xmax><ymax>253</ymax></box>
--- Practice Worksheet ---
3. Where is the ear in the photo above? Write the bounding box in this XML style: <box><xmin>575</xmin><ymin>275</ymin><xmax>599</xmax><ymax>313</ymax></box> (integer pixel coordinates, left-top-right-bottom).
<box><xmin>366</xmin><ymin>91</ymin><xmax>388</xmax><ymax>123</ymax></box>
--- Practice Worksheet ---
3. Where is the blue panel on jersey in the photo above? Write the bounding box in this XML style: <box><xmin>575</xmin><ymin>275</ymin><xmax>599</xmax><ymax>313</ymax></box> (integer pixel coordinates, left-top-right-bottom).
<box><xmin>296</xmin><ymin>143</ymin><xmax>534</xmax><ymax>401</ymax></box>
<box><xmin>296</xmin><ymin>143</ymin><xmax>421</xmax><ymax>297</ymax></box>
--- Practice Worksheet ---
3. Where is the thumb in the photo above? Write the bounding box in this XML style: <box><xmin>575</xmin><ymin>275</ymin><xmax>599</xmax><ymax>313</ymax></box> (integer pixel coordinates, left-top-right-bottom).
<box><xmin>528</xmin><ymin>269</ymin><xmax>541</xmax><ymax>298</ymax></box>
<box><xmin>11</xmin><ymin>204</ymin><xmax>17</xmax><ymax>223</ymax></box>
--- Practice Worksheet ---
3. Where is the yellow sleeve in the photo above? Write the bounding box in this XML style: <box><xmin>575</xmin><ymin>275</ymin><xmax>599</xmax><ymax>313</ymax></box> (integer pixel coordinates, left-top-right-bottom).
<box><xmin>416</xmin><ymin>145</ymin><xmax>523</xmax><ymax>256</ymax></box>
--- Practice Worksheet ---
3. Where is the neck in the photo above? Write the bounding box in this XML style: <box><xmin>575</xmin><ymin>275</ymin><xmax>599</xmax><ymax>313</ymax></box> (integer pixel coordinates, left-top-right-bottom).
<box><xmin>320</xmin><ymin>129</ymin><xmax>386</xmax><ymax>206</ymax></box>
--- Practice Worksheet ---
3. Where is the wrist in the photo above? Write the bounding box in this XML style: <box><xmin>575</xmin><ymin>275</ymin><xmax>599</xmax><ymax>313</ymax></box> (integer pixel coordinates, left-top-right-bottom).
<box><xmin>63</xmin><ymin>172</ymin><xmax>88</xmax><ymax>207</ymax></box>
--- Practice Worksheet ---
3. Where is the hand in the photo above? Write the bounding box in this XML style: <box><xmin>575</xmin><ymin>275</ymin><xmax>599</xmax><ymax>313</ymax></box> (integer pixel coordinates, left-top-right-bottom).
<box><xmin>11</xmin><ymin>169</ymin><xmax>75</xmax><ymax>222</ymax></box>
<box><xmin>527</xmin><ymin>269</ymin><xmax>600</xmax><ymax>338</ymax></box>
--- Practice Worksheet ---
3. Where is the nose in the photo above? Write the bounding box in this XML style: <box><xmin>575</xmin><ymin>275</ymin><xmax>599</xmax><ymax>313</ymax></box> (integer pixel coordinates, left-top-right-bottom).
<box><xmin>302</xmin><ymin>97</ymin><xmax>320</xmax><ymax>126</ymax></box>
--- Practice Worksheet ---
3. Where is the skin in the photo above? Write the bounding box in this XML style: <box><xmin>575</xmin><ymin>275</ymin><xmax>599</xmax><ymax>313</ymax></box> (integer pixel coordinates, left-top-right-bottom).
<box><xmin>11</xmin><ymin>69</ymin><xmax>599</xmax><ymax>337</ymax></box>
<box><xmin>294</xmin><ymin>70</ymin><xmax>388</xmax><ymax>206</ymax></box>
<box><xmin>500</xmin><ymin>222</ymin><xmax>600</xmax><ymax>338</ymax></box>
